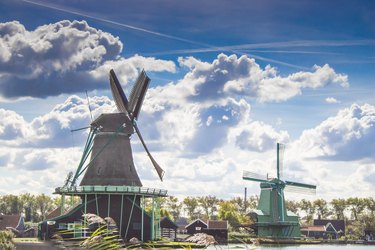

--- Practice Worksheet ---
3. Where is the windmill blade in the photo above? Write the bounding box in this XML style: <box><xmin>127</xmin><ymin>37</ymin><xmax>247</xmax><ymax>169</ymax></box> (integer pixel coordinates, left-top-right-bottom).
<box><xmin>109</xmin><ymin>69</ymin><xmax>129</xmax><ymax>114</ymax></box>
<box><xmin>277</xmin><ymin>143</ymin><xmax>285</xmax><ymax>179</ymax></box>
<box><xmin>285</xmin><ymin>185</ymin><xmax>316</xmax><ymax>195</ymax></box>
<box><xmin>133</xmin><ymin>122</ymin><xmax>164</xmax><ymax>181</ymax></box>
<box><xmin>128</xmin><ymin>70</ymin><xmax>150</xmax><ymax>120</ymax></box>
<box><xmin>285</xmin><ymin>180</ymin><xmax>316</xmax><ymax>190</ymax></box>
<box><xmin>243</xmin><ymin>170</ymin><xmax>269</xmax><ymax>183</ymax></box>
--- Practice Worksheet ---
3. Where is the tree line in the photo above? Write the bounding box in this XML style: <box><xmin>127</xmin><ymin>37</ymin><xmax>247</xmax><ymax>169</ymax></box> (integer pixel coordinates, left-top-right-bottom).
<box><xmin>0</xmin><ymin>193</ymin><xmax>79</xmax><ymax>222</ymax></box>
<box><xmin>1</xmin><ymin>193</ymin><xmax>374</xmax><ymax>237</ymax></box>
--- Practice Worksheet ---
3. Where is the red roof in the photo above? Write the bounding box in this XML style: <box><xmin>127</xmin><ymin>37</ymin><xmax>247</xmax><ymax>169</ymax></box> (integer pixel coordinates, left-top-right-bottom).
<box><xmin>301</xmin><ymin>225</ymin><xmax>325</xmax><ymax>232</ymax></box>
<box><xmin>207</xmin><ymin>220</ymin><xmax>228</xmax><ymax>229</ymax></box>
<box><xmin>0</xmin><ymin>214</ymin><xmax>21</xmax><ymax>230</ymax></box>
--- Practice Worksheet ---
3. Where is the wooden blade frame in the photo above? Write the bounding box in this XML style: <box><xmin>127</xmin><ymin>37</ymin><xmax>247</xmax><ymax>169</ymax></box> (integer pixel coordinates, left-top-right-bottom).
<box><xmin>242</xmin><ymin>170</ymin><xmax>269</xmax><ymax>183</ymax></box>
<box><xmin>128</xmin><ymin>70</ymin><xmax>150</xmax><ymax>120</ymax></box>
<box><xmin>133</xmin><ymin>122</ymin><xmax>165</xmax><ymax>181</ymax></box>
<box><xmin>109</xmin><ymin>69</ymin><xmax>129</xmax><ymax>113</ymax></box>
<box><xmin>109</xmin><ymin>69</ymin><xmax>164</xmax><ymax>181</ymax></box>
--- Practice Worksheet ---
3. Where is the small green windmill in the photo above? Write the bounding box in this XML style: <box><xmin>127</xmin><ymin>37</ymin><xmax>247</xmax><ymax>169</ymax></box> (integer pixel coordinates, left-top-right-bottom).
<box><xmin>243</xmin><ymin>143</ymin><xmax>316</xmax><ymax>239</ymax></box>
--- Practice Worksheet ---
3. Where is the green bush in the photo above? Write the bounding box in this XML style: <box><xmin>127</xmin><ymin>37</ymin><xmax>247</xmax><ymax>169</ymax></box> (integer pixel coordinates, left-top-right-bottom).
<box><xmin>0</xmin><ymin>230</ymin><xmax>15</xmax><ymax>250</ymax></box>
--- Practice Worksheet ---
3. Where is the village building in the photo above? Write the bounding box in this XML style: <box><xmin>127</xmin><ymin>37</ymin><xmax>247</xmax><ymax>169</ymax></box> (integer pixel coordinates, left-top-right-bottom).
<box><xmin>185</xmin><ymin>219</ymin><xmax>228</xmax><ymax>243</ymax></box>
<box><xmin>160</xmin><ymin>217</ymin><xmax>178</xmax><ymax>240</ymax></box>
<box><xmin>0</xmin><ymin>214</ymin><xmax>35</xmax><ymax>237</ymax></box>
<box><xmin>301</xmin><ymin>219</ymin><xmax>345</xmax><ymax>239</ymax></box>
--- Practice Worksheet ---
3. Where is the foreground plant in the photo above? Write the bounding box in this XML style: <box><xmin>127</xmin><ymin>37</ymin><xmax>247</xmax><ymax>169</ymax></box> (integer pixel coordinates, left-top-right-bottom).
<box><xmin>0</xmin><ymin>230</ymin><xmax>16</xmax><ymax>250</ymax></box>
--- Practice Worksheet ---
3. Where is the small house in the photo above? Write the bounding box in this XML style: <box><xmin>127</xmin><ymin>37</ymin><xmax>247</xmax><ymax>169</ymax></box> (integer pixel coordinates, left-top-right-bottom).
<box><xmin>301</xmin><ymin>225</ymin><xmax>326</xmax><ymax>238</ymax></box>
<box><xmin>185</xmin><ymin>219</ymin><xmax>207</xmax><ymax>235</ymax></box>
<box><xmin>301</xmin><ymin>219</ymin><xmax>345</xmax><ymax>239</ymax></box>
<box><xmin>0</xmin><ymin>214</ymin><xmax>20</xmax><ymax>230</ymax></box>
<box><xmin>203</xmin><ymin>220</ymin><xmax>228</xmax><ymax>243</ymax></box>
<box><xmin>160</xmin><ymin>217</ymin><xmax>178</xmax><ymax>240</ymax></box>
<box><xmin>314</xmin><ymin>219</ymin><xmax>345</xmax><ymax>238</ymax></box>
<box><xmin>0</xmin><ymin>214</ymin><xmax>35</xmax><ymax>237</ymax></box>
<box><xmin>185</xmin><ymin>219</ymin><xmax>228</xmax><ymax>243</ymax></box>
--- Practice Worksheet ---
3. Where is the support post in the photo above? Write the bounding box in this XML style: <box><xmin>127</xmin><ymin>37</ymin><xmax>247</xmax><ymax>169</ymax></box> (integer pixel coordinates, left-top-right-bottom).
<box><xmin>151</xmin><ymin>197</ymin><xmax>155</xmax><ymax>240</ymax></box>
<box><xmin>84</xmin><ymin>193</ymin><xmax>87</xmax><ymax>237</ymax></box>
<box><xmin>125</xmin><ymin>195</ymin><xmax>137</xmax><ymax>240</ymax></box>
<box><xmin>120</xmin><ymin>194</ymin><xmax>124</xmax><ymax>238</ymax></box>
<box><xmin>108</xmin><ymin>194</ymin><xmax>111</xmax><ymax>218</ymax></box>
<box><xmin>95</xmin><ymin>193</ymin><xmax>99</xmax><ymax>216</ymax></box>
<box><xmin>141</xmin><ymin>195</ymin><xmax>144</xmax><ymax>242</ymax></box>
<box><xmin>60</xmin><ymin>194</ymin><xmax>65</xmax><ymax>215</ymax></box>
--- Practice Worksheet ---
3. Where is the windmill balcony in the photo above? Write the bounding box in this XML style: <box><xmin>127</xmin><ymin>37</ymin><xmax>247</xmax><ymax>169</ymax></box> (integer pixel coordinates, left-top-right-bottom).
<box><xmin>55</xmin><ymin>185</ymin><xmax>168</xmax><ymax>197</ymax></box>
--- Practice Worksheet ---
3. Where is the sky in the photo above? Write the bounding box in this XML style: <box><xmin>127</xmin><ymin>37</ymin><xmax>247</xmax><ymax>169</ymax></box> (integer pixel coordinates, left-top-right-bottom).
<box><xmin>0</xmin><ymin>0</ymin><xmax>374</xmax><ymax>201</ymax></box>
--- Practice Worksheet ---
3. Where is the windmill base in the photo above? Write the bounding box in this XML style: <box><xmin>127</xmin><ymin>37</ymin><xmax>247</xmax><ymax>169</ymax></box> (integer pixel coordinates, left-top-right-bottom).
<box><xmin>39</xmin><ymin>185</ymin><xmax>167</xmax><ymax>242</ymax></box>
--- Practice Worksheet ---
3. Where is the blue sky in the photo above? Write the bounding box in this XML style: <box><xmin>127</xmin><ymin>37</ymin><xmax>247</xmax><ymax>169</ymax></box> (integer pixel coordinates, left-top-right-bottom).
<box><xmin>0</xmin><ymin>0</ymin><xmax>374</xmax><ymax>200</ymax></box>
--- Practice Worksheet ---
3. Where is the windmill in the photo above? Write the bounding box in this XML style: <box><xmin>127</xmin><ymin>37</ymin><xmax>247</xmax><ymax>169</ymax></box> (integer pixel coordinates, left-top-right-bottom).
<box><xmin>243</xmin><ymin>143</ymin><xmax>316</xmax><ymax>239</ymax></box>
<box><xmin>40</xmin><ymin>69</ymin><xmax>168</xmax><ymax>242</ymax></box>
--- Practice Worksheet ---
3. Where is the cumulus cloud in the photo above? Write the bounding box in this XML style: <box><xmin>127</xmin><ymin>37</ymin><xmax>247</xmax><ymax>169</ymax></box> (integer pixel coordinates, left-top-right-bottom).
<box><xmin>176</xmin><ymin>54</ymin><xmax>348</xmax><ymax>104</ymax></box>
<box><xmin>0</xmin><ymin>95</ymin><xmax>115</xmax><ymax>150</ymax></box>
<box><xmin>0</xmin><ymin>109</ymin><xmax>31</xmax><ymax>143</ymax></box>
<box><xmin>231</xmin><ymin>121</ymin><xmax>290</xmax><ymax>152</ymax></box>
<box><xmin>0</xmin><ymin>20</ymin><xmax>175</xmax><ymax>99</ymax></box>
<box><xmin>293</xmin><ymin>103</ymin><xmax>375</xmax><ymax>160</ymax></box>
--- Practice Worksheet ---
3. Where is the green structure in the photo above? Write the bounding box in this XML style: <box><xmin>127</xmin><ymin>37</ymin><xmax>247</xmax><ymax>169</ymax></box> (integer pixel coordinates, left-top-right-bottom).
<box><xmin>243</xmin><ymin>143</ymin><xmax>316</xmax><ymax>238</ymax></box>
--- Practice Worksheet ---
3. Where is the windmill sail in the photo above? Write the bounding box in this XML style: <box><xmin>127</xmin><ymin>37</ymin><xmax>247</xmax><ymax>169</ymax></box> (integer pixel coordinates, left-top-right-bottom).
<box><xmin>128</xmin><ymin>70</ymin><xmax>150</xmax><ymax>120</ymax></box>
<box><xmin>243</xmin><ymin>170</ymin><xmax>268</xmax><ymax>183</ymax></box>
<box><xmin>109</xmin><ymin>69</ymin><xmax>129</xmax><ymax>114</ymax></box>
<box><xmin>285</xmin><ymin>185</ymin><xmax>316</xmax><ymax>195</ymax></box>
<box><xmin>277</xmin><ymin>143</ymin><xmax>285</xmax><ymax>179</ymax></box>
<box><xmin>133</xmin><ymin>122</ymin><xmax>165</xmax><ymax>181</ymax></box>
<box><xmin>108</xmin><ymin>69</ymin><xmax>164</xmax><ymax>182</ymax></box>
<box><xmin>285</xmin><ymin>180</ymin><xmax>316</xmax><ymax>189</ymax></box>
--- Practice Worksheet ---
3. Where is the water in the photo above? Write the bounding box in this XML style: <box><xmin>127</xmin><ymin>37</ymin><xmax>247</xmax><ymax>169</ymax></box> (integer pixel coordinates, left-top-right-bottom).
<box><xmin>207</xmin><ymin>244</ymin><xmax>374</xmax><ymax>250</ymax></box>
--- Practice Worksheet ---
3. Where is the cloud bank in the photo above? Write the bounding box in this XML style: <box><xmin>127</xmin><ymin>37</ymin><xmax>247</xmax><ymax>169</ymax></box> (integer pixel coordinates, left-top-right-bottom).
<box><xmin>0</xmin><ymin>20</ymin><xmax>175</xmax><ymax>99</ymax></box>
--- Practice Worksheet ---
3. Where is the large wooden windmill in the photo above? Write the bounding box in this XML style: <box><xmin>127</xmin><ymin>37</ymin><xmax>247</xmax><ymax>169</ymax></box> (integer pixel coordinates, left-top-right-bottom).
<box><xmin>243</xmin><ymin>143</ymin><xmax>316</xmax><ymax>239</ymax></box>
<box><xmin>40</xmin><ymin>69</ymin><xmax>167</xmax><ymax>241</ymax></box>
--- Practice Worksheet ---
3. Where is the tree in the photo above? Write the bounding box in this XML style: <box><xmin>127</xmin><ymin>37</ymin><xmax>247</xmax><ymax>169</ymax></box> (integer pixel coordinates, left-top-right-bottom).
<box><xmin>314</xmin><ymin>199</ymin><xmax>329</xmax><ymax>220</ymax></box>
<box><xmin>198</xmin><ymin>195</ymin><xmax>219</xmax><ymax>220</ymax></box>
<box><xmin>347</xmin><ymin>197</ymin><xmax>366</xmax><ymax>221</ymax></box>
<box><xmin>330</xmin><ymin>198</ymin><xmax>347</xmax><ymax>220</ymax></box>
<box><xmin>217</xmin><ymin>200</ymin><xmax>241</xmax><ymax>228</ymax></box>
<box><xmin>247</xmin><ymin>195</ymin><xmax>258</xmax><ymax>211</ymax></box>
<box><xmin>166</xmin><ymin>196</ymin><xmax>182</xmax><ymax>222</ymax></box>
<box><xmin>300</xmin><ymin>199</ymin><xmax>315</xmax><ymax>224</ymax></box>
<box><xmin>285</xmin><ymin>200</ymin><xmax>300</xmax><ymax>215</ymax></box>
<box><xmin>183</xmin><ymin>197</ymin><xmax>199</xmax><ymax>221</ymax></box>
<box><xmin>19</xmin><ymin>193</ymin><xmax>37</xmax><ymax>222</ymax></box>
<box><xmin>35</xmin><ymin>194</ymin><xmax>54</xmax><ymax>221</ymax></box>
<box><xmin>364</xmin><ymin>197</ymin><xmax>375</xmax><ymax>216</ymax></box>
<box><xmin>0</xmin><ymin>195</ymin><xmax>22</xmax><ymax>215</ymax></box>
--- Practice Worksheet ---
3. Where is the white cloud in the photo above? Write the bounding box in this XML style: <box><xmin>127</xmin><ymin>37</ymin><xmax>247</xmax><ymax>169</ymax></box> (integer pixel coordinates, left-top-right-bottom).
<box><xmin>0</xmin><ymin>20</ymin><xmax>175</xmax><ymax>99</ymax></box>
<box><xmin>293</xmin><ymin>103</ymin><xmax>375</xmax><ymax>160</ymax></box>
<box><xmin>325</xmin><ymin>97</ymin><xmax>340</xmax><ymax>103</ymax></box>
<box><xmin>0</xmin><ymin>109</ymin><xmax>31</xmax><ymax>144</ymax></box>
<box><xmin>230</xmin><ymin>121</ymin><xmax>290</xmax><ymax>152</ymax></box>
<box><xmin>174</xmin><ymin>54</ymin><xmax>348</xmax><ymax>104</ymax></box>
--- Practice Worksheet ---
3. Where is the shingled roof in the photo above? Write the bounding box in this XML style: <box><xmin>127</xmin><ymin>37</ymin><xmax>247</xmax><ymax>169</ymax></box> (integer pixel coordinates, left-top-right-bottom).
<box><xmin>207</xmin><ymin>220</ymin><xmax>228</xmax><ymax>229</ymax></box>
<box><xmin>313</xmin><ymin>219</ymin><xmax>345</xmax><ymax>233</ymax></box>
<box><xmin>0</xmin><ymin>214</ymin><xmax>21</xmax><ymax>230</ymax></box>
